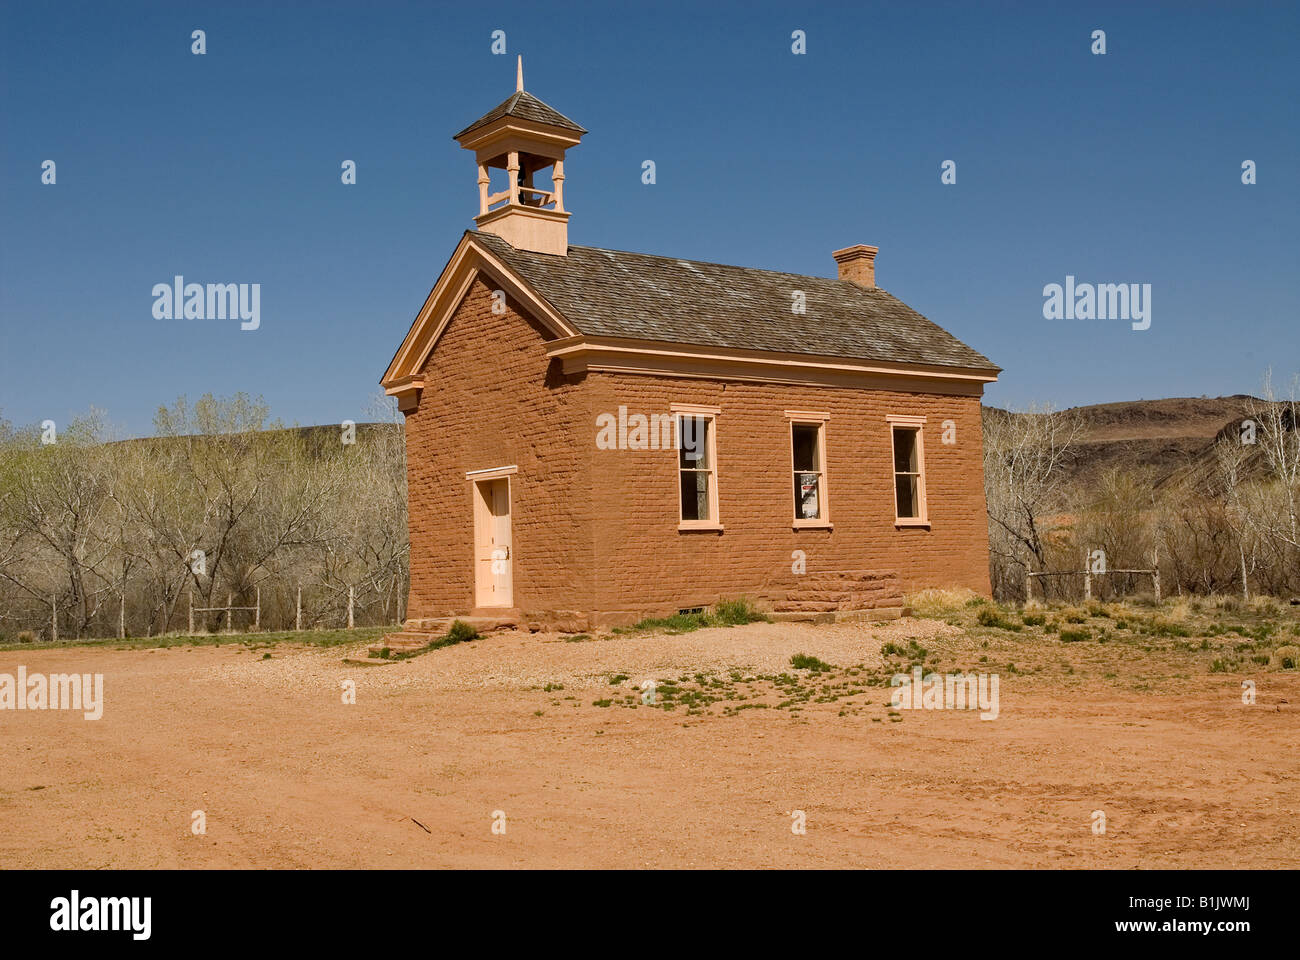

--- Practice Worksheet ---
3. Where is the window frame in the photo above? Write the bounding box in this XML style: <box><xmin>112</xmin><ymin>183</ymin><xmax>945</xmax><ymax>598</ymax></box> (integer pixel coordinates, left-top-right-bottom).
<box><xmin>672</xmin><ymin>404</ymin><xmax>722</xmax><ymax>531</ymax></box>
<box><xmin>886</xmin><ymin>415</ymin><xmax>929</xmax><ymax>526</ymax></box>
<box><xmin>785</xmin><ymin>411</ymin><xmax>832</xmax><ymax>529</ymax></box>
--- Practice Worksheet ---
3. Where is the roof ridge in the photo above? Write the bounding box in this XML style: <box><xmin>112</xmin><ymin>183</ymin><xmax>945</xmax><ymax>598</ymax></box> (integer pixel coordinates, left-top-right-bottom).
<box><xmin>473</xmin><ymin>231</ymin><xmax>889</xmax><ymax>292</ymax></box>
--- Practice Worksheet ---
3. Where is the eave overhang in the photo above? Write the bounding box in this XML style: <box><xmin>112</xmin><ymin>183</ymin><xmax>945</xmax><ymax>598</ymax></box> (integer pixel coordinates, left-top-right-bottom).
<box><xmin>546</xmin><ymin>335</ymin><xmax>1000</xmax><ymax>396</ymax></box>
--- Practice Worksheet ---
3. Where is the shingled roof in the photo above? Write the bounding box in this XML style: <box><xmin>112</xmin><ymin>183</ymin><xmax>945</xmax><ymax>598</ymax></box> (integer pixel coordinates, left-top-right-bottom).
<box><xmin>454</xmin><ymin>90</ymin><xmax>587</xmax><ymax>140</ymax></box>
<box><xmin>471</xmin><ymin>231</ymin><xmax>998</xmax><ymax>372</ymax></box>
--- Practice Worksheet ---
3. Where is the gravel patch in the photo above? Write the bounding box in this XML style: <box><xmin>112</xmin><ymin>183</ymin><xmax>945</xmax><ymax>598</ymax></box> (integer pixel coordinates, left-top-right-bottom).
<box><xmin>204</xmin><ymin>617</ymin><xmax>963</xmax><ymax>693</ymax></box>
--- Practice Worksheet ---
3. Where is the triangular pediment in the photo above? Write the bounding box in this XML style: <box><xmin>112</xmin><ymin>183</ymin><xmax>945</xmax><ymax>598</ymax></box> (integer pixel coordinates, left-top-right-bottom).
<box><xmin>381</xmin><ymin>233</ymin><xmax>577</xmax><ymax>397</ymax></box>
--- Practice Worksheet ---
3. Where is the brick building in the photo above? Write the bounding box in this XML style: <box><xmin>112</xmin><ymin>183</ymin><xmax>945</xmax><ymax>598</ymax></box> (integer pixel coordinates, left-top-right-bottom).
<box><xmin>381</xmin><ymin>63</ymin><xmax>1000</xmax><ymax>636</ymax></box>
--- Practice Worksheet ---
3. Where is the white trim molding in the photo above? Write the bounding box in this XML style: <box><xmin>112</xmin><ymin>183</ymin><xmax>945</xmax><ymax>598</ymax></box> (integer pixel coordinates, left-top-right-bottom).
<box><xmin>465</xmin><ymin>464</ymin><xmax>519</xmax><ymax>481</ymax></box>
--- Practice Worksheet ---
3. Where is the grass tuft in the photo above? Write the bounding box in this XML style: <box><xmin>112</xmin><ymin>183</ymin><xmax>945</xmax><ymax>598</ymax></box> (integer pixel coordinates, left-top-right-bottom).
<box><xmin>614</xmin><ymin>598</ymin><xmax>769</xmax><ymax>635</ymax></box>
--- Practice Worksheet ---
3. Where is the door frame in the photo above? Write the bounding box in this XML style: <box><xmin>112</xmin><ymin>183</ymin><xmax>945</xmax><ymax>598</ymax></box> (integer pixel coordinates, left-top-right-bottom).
<box><xmin>467</xmin><ymin>465</ymin><xmax>516</xmax><ymax>608</ymax></box>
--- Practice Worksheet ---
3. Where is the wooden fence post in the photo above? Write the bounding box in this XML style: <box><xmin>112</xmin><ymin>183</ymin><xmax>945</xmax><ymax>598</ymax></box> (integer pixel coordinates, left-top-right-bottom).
<box><xmin>1083</xmin><ymin>552</ymin><xmax>1092</xmax><ymax>602</ymax></box>
<box><xmin>347</xmin><ymin>586</ymin><xmax>355</xmax><ymax>629</ymax></box>
<box><xmin>51</xmin><ymin>594</ymin><xmax>58</xmax><ymax>643</ymax></box>
<box><xmin>119</xmin><ymin>592</ymin><xmax>125</xmax><ymax>639</ymax></box>
<box><xmin>188</xmin><ymin>589</ymin><xmax>194</xmax><ymax>635</ymax></box>
<box><xmin>296</xmin><ymin>584</ymin><xmax>302</xmax><ymax>631</ymax></box>
<box><xmin>226</xmin><ymin>592</ymin><xmax>233</xmax><ymax>633</ymax></box>
<box><xmin>1152</xmin><ymin>549</ymin><xmax>1162</xmax><ymax>603</ymax></box>
<box><xmin>254</xmin><ymin>586</ymin><xmax>261</xmax><ymax>631</ymax></box>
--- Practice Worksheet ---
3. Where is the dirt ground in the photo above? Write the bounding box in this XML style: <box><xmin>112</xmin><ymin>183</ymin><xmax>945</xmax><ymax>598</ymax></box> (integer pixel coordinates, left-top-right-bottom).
<box><xmin>2</xmin><ymin>613</ymin><xmax>1297</xmax><ymax>869</ymax></box>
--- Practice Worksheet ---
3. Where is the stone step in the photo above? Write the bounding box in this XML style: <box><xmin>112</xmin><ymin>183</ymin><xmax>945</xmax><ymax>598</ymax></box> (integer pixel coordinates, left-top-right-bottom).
<box><xmin>767</xmin><ymin>610</ymin><xmax>838</xmax><ymax>624</ymax></box>
<box><xmin>813</xmin><ymin>568</ymin><xmax>897</xmax><ymax>578</ymax></box>
<box><xmin>837</xmin><ymin>606</ymin><xmax>906</xmax><ymax>622</ymax></box>
<box><xmin>401</xmin><ymin>615</ymin><xmax>520</xmax><ymax>635</ymax></box>
<box><xmin>783</xmin><ymin>587</ymin><xmax>903</xmax><ymax>598</ymax></box>
<box><xmin>840</xmin><ymin>596</ymin><xmax>905</xmax><ymax>610</ymax></box>
<box><xmin>772</xmin><ymin>600</ymin><xmax>840</xmax><ymax>613</ymax></box>
<box><xmin>795</xmin><ymin>572</ymin><xmax>899</xmax><ymax>587</ymax></box>
<box><xmin>768</xmin><ymin>606</ymin><xmax>905</xmax><ymax>624</ymax></box>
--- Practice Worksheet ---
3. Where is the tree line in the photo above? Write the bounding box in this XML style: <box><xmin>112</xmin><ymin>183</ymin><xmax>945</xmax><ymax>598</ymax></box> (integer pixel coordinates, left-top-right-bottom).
<box><xmin>984</xmin><ymin>372</ymin><xmax>1300</xmax><ymax>603</ymax></box>
<box><xmin>0</xmin><ymin>394</ymin><xmax>407</xmax><ymax>641</ymax></box>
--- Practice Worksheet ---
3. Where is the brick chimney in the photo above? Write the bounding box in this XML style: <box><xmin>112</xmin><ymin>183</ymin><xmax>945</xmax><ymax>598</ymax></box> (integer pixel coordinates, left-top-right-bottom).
<box><xmin>833</xmin><ymin>244</ymin><xmax>878</xmax><ymax>288</ymax></box>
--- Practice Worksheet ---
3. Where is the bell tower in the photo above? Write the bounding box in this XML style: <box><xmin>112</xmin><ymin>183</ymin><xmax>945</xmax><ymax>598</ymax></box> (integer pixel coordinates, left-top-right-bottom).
<box><xmin>453</xmin><ymin>58</ymin><xmax>586</xmax><ymax>256</ymax></box>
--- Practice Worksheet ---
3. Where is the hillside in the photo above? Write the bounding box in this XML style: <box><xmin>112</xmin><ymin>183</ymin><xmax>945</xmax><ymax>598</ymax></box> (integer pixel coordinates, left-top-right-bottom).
<box><xmin>988</xmin><ymin>395</ymin><xmax>1259</xmax><ymax>492</ymax></box>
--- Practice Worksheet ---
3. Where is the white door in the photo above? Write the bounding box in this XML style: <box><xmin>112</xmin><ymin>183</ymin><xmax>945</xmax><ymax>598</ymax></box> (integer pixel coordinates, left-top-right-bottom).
<box><xmin>474</xmin><ymin>477</ymin><xmax>513</xmax><ymax>607</ymax></box>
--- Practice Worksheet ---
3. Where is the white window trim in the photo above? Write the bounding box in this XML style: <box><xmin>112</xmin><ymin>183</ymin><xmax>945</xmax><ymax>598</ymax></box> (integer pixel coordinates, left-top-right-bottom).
<box><xmin>888</xmin><ymin>420</ymin><xmax>929</xmax><ymax>526</ymax></box>
<box><xmin>675</xmin><ymin>411</ymin><xmax>721</xmax><ymax>531</ymax></box>
<box><xmin>789</xmin><ymin>418</ymin><xmax>832</xmax><ymax>529</ymax></box>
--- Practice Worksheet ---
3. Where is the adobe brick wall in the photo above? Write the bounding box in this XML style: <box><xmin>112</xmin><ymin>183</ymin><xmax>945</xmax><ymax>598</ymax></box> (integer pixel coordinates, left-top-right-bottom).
<box><xmin>586</xmin><ymin>372</ymin><xmax>991</xmax><ymax>623</ymax></box>
<box><xmin>403</xmin><ymin>277</ymin><xmax>594</xmax><ymax>619</ymax></box>
<box><xmin>402</xmin><ymin>276</ymin><xmax>992</xmax><ymax>626</ymax></box>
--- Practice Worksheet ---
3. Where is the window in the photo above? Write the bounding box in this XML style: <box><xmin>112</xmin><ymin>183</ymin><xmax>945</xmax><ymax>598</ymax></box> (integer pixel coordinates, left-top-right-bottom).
<box><xmin>790</xmin><ymin>420</ymin><xmax>829</xmax><ymax>525</ymax></box>
<box><xmin>889</xmin><ymin>421</ymin><xmax>927</xmax><ymax>524</ymax></box>
<box><xmin>676</xmin><ymin>412</ymin><xmax>719</xmax><ymax>527</ymax></box>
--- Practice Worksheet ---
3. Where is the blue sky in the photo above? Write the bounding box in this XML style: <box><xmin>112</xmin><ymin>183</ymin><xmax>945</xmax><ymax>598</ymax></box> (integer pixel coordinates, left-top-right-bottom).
<box><xmin>2</xmin><ymin>0</ymin><xmax>1297</xmax><ymax>436</ymax></box>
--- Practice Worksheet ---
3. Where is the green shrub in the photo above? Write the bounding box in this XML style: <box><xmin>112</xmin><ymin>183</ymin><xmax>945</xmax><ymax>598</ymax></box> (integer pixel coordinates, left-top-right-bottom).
<box><xmin>1022</xmin><ymin>613</ymin><xmax>1046</xmax><ymax>627</ymax></box>
<box><xmin>976</xmin><ymin>607</ymin><xmax>1022</xmax><ymax>631</ymax></box>
<box><xmin>17</xmin><ymin>630</ymin><xmax>35</xmax><ymax>644</ymax></box>
<box><xmin>1059</xmin><ymin>629</ymin><xmax>1090</xmax><ymax>643</ymax></box>
<box><xmin>614</xmin><ymin>597</ymin><xmax>767</xmax><ymax>635</ymax></box>
<box><xmin>790</xmin><ymin>653</ymin><xmax>835</xmax><ymax>673</ymax></box>
<box><xmin>713</xmin><ymin>597</ymin><xmax>769</xmax><ymax>626</ymax></box>
<box><xmin>881</xmin><ymin>639</ymin><xmax>927</xmax><ymax>660</ymax></box>
<box><xmin>444</xmin><ymin>620</ymin><xmax>479</xmax><ymax>645</ymax></box>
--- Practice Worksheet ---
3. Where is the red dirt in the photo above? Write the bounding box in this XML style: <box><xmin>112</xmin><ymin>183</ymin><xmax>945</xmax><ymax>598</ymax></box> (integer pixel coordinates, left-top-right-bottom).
<box><xmin>2</xmin><ymin>628</ymin><xmax>1297</xmax><ymax>868</ymax></box>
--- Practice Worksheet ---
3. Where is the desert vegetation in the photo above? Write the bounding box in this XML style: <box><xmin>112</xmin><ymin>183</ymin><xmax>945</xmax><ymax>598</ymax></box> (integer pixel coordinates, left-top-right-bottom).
<box><xmin>0</xmin><ymin>393</ymin><xmax>407</xmax><ymax>641</ymax></box>
<box><xmin>984</xmin><ymin>371</ymin><xmax>1300</xmax><ymax>603</ymax></box>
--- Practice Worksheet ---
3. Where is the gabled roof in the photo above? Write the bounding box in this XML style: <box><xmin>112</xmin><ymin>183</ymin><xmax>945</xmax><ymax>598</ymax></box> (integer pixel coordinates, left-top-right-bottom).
<box><xmin>470</xmin><ymin>232</ymin><xmax>999</xmax><ymax>373</ymax></box>
<box><xmin>383</xmin><ymin>232</ymin><xmax>999</xmax><ymax>397</ymax></box>
<box><xmin>453</xmin><ymin>90</ymin><xmax>587</xmax><ymax>140</ymax></box>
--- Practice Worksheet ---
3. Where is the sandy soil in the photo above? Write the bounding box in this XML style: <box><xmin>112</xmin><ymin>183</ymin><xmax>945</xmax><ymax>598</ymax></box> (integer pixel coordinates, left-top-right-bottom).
<box><xmin>2</xmin><ymin>619</ymin><xmax>1297</xmax><ymax>869</ymax></box>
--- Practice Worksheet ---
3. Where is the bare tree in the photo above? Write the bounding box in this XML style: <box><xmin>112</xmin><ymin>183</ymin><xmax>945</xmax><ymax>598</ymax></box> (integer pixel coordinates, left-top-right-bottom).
<box><xmin>983</xmin><ymin>404</ymin><xmax>1084</xmax><ymax>599</ymax></box>
<box><xmin>1247</xmin><ymin>370</ymin><xmax>1300</xmax><ymax>552</ymax></box>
